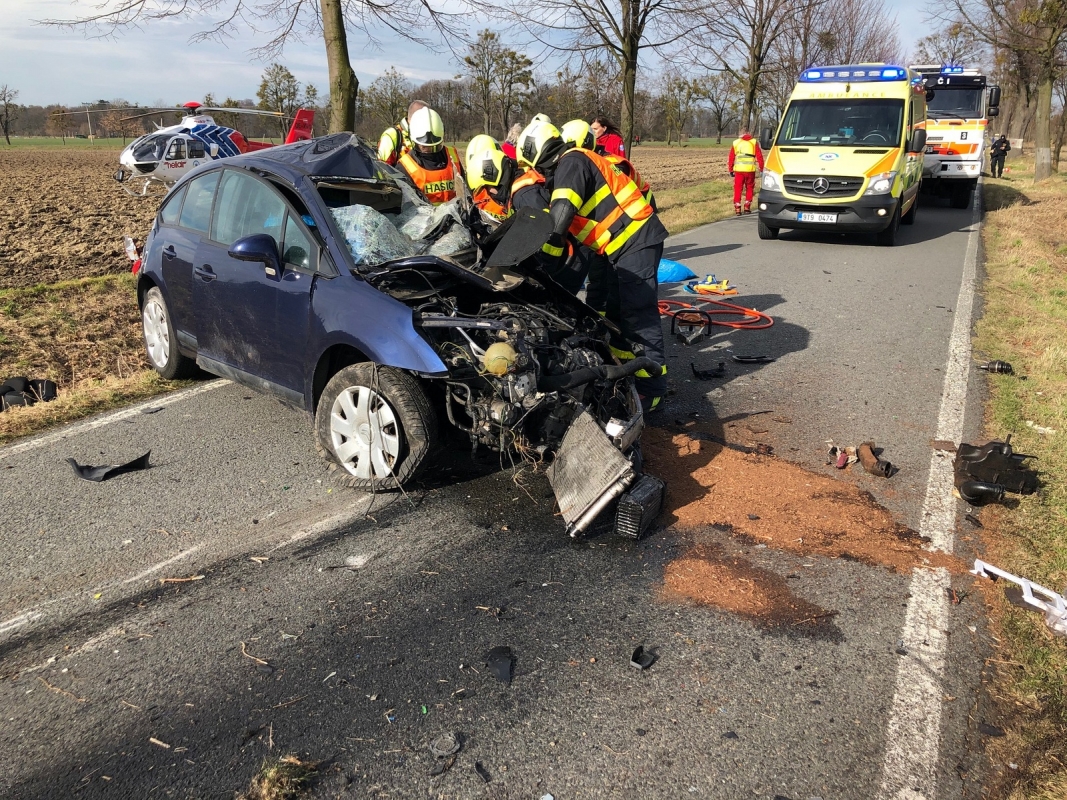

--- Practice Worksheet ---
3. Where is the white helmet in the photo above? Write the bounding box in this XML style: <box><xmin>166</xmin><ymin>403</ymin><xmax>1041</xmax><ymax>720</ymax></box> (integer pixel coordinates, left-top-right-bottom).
<box><xmin>532</xmin><ymin>112</ymin><xmax>552</xmax><ymax>126</ymax></box>
<box><xmin>409</xmin><ymin>107</ymin><xmax>444</xmax><ymax>148</ymax></box>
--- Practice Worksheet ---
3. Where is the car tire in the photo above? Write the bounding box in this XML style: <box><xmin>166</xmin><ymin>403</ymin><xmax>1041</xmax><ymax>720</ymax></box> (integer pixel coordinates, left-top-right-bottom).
<box><xmin>875</xmin><ymin>204</ymin><xmax>900</xmax><ymax>246</ymax></box>
<box><xmin>901</xmin><ymin>195</ymin><xmax>918</xmax><ymax>225</ymax></box>
<box><xmin>951</xmin><ymin>184</ymin><xmax>972</xmax><ymax>209</ymax></box>
<box><xmin>757</xmin><ymin>218</ymin><xmax>779</xmax><ymax>240</ymax></box>
<box><xmin>141</xmin><ymin>287</ymin><xmax>197</xmax><ymax>380</ymax></box>
<box><xmin>315</xmin><ymin>363</ymin><xmax>437</xmax><ymax>491</ymax></box>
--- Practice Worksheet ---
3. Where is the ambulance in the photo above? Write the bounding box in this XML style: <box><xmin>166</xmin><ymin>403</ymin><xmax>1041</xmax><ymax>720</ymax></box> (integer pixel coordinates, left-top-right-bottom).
<box><xmin>909</xmin><ymin>65</ymin><xmax>1000</xmax><ymax>209</ymax></box>
<box><xmin>757</xmin><ymin>64</ymin><xmax>927</xmax><ymax>246</ymax></box>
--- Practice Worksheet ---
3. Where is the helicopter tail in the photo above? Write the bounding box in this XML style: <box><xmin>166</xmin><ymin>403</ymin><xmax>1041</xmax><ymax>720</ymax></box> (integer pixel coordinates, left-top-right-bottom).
<box><xmin>285</xmin><ymin>109</ymin><xmax>315</xmax><ymax>144</ymax></box>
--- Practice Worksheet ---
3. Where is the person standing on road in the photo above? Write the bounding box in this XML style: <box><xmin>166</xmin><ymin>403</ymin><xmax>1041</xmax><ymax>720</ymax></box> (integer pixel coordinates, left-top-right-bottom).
<box><xmin>518</xmin><ymin>120</ymin><xmax>668</xmax><ymax>412</ymax></box>
<box><xmin>591</xmin><ymin>116</ymin><xmax>626</xmax><ymax>157</ymax></box>
<box><xmin>989</xmin><ymin>134</ymin><xmax>1011</xmax><ymax>178</ymax></box>
<box><xmin>729</xmin><ymin>126</ymin><xmax>765</xmax><ymax>215</ymax></box>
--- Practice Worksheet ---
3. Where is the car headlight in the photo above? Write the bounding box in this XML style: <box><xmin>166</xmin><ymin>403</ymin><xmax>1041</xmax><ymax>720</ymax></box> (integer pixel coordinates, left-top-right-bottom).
<box><xmin>864</xmin><ymin>171</ymin><xmax>898</xmax><ymax>195</ymax></box>
<box><xmin>762</xmin><ymin>170</ymin><xmax>782</xmax><ymax>191</ymax></box>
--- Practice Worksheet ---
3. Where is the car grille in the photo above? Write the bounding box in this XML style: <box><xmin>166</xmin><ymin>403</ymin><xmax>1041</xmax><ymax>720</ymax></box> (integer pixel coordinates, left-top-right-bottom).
<box><xmin>784</xmin><ymin>175</ymin><xmax>864</xmax><ymax>198</ymax></box>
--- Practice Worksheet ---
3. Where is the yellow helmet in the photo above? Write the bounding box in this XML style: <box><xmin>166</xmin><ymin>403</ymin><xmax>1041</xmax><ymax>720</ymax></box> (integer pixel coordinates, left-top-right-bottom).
<box><xmin>517</xmin><ymin>121</ymin><xmax>565</xmax><ymax>170</ymax></box>
<box><xmin>409</xmin><ymin>106</ymin><xmax>444</xmax><ymax>148</ymax></box>
<box><xmin>560</xmin><ymin>119</ymin><xmax>595</xmax><ymax>150</ymax></box>
<box><xmin>465</xmin><ymin>135</ymin><xmax>506</xmax><ymax>191</ymax></box>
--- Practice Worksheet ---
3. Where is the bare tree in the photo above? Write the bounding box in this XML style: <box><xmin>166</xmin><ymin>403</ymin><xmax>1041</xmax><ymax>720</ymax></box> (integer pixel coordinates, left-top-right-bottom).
<box><xmin>258</xmin><ymin>63</ymin><xmax>303</xmax><ymax>138</ymax></box>
<box><xmin>0</xmin><ymin>86</ymin><xmax>20</xmax><ymax>145</ymax></box>
<box><xmin>40</xmin><ymin>0</ymin><xmax>467</xmax><ymax>135</ymax></box>
<box><xmin>912</xmin><ymin>18</ymin><xmax>986</xmax><ymax>65</ymax></box>
<box><xmin>703</xmin><ymin>73</ymin><xmax>742</xmax><ymax>142</ymax></box>
<box><xmin>945</xmin><ymin>0</ymin><xmax>1067</xmax><ymax>181</ymax></box>
<box><xmin>660</xmin><ymin>72</ymin><xmax>703</xmax><ymax>144</ymax></box>
<box><xmin>494</xmin><ymin>0</ymin><xmax>690</xmax><ymax>151</ymax></box>
<box><xmin>815</xmin><ymin>0</ymin><xmax>901</xmax><ymax>65</ymax></box>
<box><xmin>362</xmin><ymin>67</ymin><xmax>412</xmax><ymax>129</ymax></box>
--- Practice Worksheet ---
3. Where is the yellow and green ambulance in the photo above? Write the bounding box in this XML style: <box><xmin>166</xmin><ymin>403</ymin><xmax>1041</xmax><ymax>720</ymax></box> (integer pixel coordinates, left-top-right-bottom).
<box><xmin>757</xmin><ymin>64</ymin><xmax>928</xmax><ymax>246</ymax></box>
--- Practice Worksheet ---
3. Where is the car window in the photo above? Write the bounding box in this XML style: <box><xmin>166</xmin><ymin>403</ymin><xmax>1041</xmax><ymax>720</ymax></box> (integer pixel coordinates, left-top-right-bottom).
<box><xmin>212</xmin><ymin>171</ymin><xmax>286</xmax><ymax>247</ymax></box>
<box><xmin>177</xmin><ymin>171</ymin><xmax>220</xmax><ymax>233</ymax></box>
<box><xmin>159</xmin><ymin>184</ymin><xmax>188</xmax><ymax>226</ymax></box>
<box><xmin>282</xmin><ymin>214</ymin><xmax>314</xmax><ymax>270</ymax></box>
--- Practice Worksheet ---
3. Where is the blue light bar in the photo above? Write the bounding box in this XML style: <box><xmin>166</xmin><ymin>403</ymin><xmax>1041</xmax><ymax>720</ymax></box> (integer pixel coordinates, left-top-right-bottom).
<box><xmin>799</xmin><ymin>65</ymin><xmax>908</xmax><ymax>83</ymax></box>
<box><xmin>941</xmin><ymin>65</ymin><xmax>965</xmax><ymax>74</ymax></box>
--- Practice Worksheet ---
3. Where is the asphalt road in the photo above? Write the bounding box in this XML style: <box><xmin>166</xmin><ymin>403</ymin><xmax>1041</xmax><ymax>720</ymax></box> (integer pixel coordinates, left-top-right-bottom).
<box><xmin>0</xmin><ymin>193</ymin><xmax>995</xmax><ymax>800</ymax></box>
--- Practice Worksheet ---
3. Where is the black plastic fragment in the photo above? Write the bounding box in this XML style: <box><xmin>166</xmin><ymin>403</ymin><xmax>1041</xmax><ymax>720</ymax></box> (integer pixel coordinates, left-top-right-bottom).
<box><xmin>731</xmin><ymin>354</ymin><xmax>774</xmax><ymax>363</ymax></box>
<box><xmin>964</xmin><ymin>513</ymin><xmax>983</xmax><ymax>528</ymax></box>
<box><xmin>978</xmin><ymin>722</ymin><xmax>1006</xmax><ymax>737</ymax></box>
<box><xmin>630</xmin><ymin>646</ymin><xmax>655</xmax><ymax>670</ymax></box>
<box><xmin>691</xmin><ymin>361</ymin><xmax>726</xmax><ymax>380</ymax></box>
<box><xmin>141</xmin><ymin>406</ymin><xmax>164</xmax><ymax>415</ymax></box>
<box><xmin>67</xmin><ymin>451</ymin><xmax>151</xmax><ymax>482</ymax></box>
<box><xmin>722</xmin><ymin>731</ymin><xmax>739</xmax><ymax>739</ymax></box>
<box><xmin>485</xmin><ymin>646</ymin><xmax>514</xmax><ymax>685</ymax></box>
<box><xmin>474</xmin><ymin>761</ymin><xmax>492</xmax><ymax>784</ymax></box>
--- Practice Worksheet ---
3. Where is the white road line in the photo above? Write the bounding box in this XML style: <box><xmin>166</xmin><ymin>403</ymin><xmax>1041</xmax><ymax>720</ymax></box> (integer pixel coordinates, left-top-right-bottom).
<box><xmin>0</xmin><ymin>380</ymin><xmax>229</xmax><ymax>460</ymax></box>
<box><xmin>122</xmin><ymin>545</ymin><xmax>205</xmax><ymax>584</ymax></box>
<box><xmin>877</xmin><ymin>187</ymin><xmax>983</xmax><ymax>800</ymax></box>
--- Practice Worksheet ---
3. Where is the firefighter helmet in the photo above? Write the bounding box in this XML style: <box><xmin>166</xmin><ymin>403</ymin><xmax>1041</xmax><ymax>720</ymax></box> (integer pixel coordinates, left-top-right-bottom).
<box><xmin>465</xmin><ymin>135</ymin><xmax>506</xmax><ymax>191</ymax></box>
<box><xmin>560</xmin><ymin>119</ymin><xmax>595</xmax><ymax>150</ymax></box>
<box><xmin>409</xmin><ymin>107</ymin><xmax>444</xmax><ymax>148</ymax></box>
<box><xmin>517</xmin><ymin>121</ymin><xmax>565</xmax><ymax>170</ymax></box>
<box><xmin>532</xmin><ymin>113</ymin><xmax>552</xmax><ymax>126</ymax></box>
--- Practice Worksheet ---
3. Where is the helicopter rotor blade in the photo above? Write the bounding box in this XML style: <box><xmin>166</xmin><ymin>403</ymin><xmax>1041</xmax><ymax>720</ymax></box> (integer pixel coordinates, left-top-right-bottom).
<box><xmin>198</xmin><ymin>107</ymin><xmax>287</xmax><ymax>118</ymax></box>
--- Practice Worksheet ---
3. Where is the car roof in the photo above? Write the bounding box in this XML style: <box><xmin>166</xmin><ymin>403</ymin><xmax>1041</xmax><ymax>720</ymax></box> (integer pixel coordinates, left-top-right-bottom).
<box><xmin>206</xmin><ymin>134</ymin><xmax>392</xmax><ymax>185</ymax></box>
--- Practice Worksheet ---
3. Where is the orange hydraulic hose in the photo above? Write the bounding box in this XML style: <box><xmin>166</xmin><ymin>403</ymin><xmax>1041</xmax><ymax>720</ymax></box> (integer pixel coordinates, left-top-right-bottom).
<box><xmin>658</xmin><ymin>298</ymin><xmax>774</xmax><ymax>330</ymax></box>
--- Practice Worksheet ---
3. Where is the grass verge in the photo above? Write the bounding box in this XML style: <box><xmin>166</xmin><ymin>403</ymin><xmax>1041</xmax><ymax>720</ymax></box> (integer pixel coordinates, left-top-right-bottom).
<box><xmin>657</xmin><ymin>178</ymin><xmax>744</xmax><ymax>234</ymax></box>
<box><xmin>976</xmin><ymin>159</ymin><xmax>1067</xmax><ymax>799</ymax></box>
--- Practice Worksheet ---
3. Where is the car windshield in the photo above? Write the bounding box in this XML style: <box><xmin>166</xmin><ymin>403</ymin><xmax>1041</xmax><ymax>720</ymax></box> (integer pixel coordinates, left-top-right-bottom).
<box><xmin>131</xmin><ymin>134</ymin><xmax>172</xmax><ymax>162</ymax></box>
<box><xmin>927</xmin><ymin>88</ymin><xmax>982</xmax><ymax>118</ymax></box>
<box><xmin>320</xmin><ymin>179</ymin><xmax>473</xmax><ymax>268</ymax></box>
<box><xmin>776</xmin><ymin>99</ymin><xmax>905</xmax><ymax>147</ymax></box>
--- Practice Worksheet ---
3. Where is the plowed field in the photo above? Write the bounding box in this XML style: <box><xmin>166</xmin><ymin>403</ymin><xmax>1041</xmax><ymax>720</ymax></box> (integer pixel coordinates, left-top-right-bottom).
<box><xmin>630</xmin><ymin>144</ymin><xmax>732</xmax><ymax>189</ymax></box>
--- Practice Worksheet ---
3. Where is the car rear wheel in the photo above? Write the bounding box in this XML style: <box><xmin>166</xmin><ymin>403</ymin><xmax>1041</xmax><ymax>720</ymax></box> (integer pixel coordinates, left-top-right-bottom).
<box><xmin>757</xmin><ymin>218</ymin><xmax>779</xmax><ymax>240</ymax></box>
<box><xmin>141</xmin><ymin>287</ymin><xmax>197</xmax><ymax>379</ymax></box>
<box><xmin>315</xmin><ymin>363</ymin><xmax>437</xmax><ymax>491</ymax></box>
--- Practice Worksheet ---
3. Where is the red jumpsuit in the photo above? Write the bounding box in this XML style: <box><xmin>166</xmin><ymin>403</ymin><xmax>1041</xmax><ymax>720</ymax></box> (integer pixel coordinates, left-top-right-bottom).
<box><xmin>728</xmin><ymin>134</ymin><xmax>765</xmax><ymax>212</ymax></box>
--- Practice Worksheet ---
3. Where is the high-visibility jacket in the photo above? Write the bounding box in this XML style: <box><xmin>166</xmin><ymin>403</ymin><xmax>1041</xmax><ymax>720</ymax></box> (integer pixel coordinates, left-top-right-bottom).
<box><xmin>548</xmin><ymin>149</ymin><xmax>655</xmax><ymax>258</ymax></box>
<box><xmin>398</xmin><ymin>146</ymin><xmax>462</xmax><ymax>205</ymax></box>
<box><xmin>603</xmin><ymin>154</ymin><xmax>654</xmax><ymax>208</ymax></box>
<box><xmin>511</xmin><ymin>169</ymin><xmax>546</xmax><ymax>202</ymax></box>
<box><xmin>473</xmin><ymin>187</ymin><xmax>511</xmax><ymax>221</ymax></box>
<box><xmin>729</xmin><ymin>136</ymin><xmax>764</xmax><ymax>173</ymax></box>
<box><xmin>378</xmin><ymin>125</ymin><xmax>409</xmax><ymax>166</ymax></box>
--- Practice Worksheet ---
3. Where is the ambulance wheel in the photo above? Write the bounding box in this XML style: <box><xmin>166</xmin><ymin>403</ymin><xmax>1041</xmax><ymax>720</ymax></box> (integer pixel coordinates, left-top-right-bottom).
<box><xmin>875</xmin><ymin>204</ymin><xmax>900</xmax><ymax>246</ymax></box>
<box><xmin>951</xmin><ymin>184</ymin><xmax>972</xmax><ymax>209</ymax></box>
<box><xmin>141</xmin><ymin>287</ymin><xmax>197</xmax><ymax>380</ymax></box>
<box><xmin>901</xmin><ymin>196</ymin><xmax>918</xmax><ymax>225</ymax></box>
<box><xmin>757</xmin><ymin>218</ymin><xmax>779</xmax><ymax>240</ymax></box>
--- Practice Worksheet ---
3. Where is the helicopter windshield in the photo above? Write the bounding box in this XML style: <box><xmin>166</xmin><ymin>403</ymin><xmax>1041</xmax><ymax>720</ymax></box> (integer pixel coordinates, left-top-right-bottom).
<box><xmin>131</xmin><ymin>134</ymin><xmax>171</xmax><ymax>163</ymax></box>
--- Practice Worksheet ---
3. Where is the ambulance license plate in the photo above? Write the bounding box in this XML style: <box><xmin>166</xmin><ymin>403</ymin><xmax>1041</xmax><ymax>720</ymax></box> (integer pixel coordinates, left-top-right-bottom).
<box><xmin>797</xmin><ymin>211</ymin><xmax>837</xmax><ymax>223</ymax></box>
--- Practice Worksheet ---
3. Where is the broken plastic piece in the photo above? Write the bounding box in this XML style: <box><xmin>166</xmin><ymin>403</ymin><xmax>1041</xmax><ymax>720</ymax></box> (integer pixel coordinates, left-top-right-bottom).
<box><xmin>67</xmin><ymin>451</ymin><xmax>151</xmax><ymax>482</ymax></box>
<box><xmin>858</xmin><ymin>442</ymin><xmax>892</xmax><ymax>477</ymax></box>
<box><xmin>954</xmin><ymin>438</ymin><xmax>1037</xmax><ymax>495</ymax></box>
<box><xmin>978</xmin><ymin>360</ymin><xmax>1013</xmax><ymax>374</ymax></box>
<box><xmin>474</xmin><ymin>762</ymin><xmax>492</xmax><ymax>784</ymax></box>
<box><xmin>630</xmin><ymin>646</ymin><xmax>655</xmax><ymax>670</ymax></box>
<box><xmin>971</xmin><ymin>559</ymin><xmax>1067</xmax><ymax>637</ymax></box>
<box><xmin>485</xmin><ymin>646</ymin><xmax>514</xmax><ymax>685</ymax></box>
<box><xmin>429</xmin><ymin>732</ymin><xmax>461</xmax><ymax>758</ymax></box>
<box><xmin>957</xmin><ymin>480</ymin><xmax>1005</xmax><ymax>506</ymax></box>
<box><xmin>672</xmin><ymin>310</ymin><xmax>711</xmax><ymax>345</ymax></box>
<box><xmin>827</xmin><ymin>442</ymin><xmax>858</xmax><ymax>469</ymax></box>
<box><xmin>731</xmin><ymin>354</ymin><xmax>774</xmax><ymax>363</ymax></box>
<box><xmin>691</xmin><ymin>361</ymin><xmax>726</xmax><ymax>380</ymax></box>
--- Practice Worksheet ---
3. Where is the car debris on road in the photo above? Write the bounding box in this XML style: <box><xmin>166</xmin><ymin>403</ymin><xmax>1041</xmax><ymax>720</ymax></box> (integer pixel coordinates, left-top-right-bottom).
<box><xmin>971</xmin><ymin>559</ymin><xmax>1067</xmax><ymax>637</ymax></box>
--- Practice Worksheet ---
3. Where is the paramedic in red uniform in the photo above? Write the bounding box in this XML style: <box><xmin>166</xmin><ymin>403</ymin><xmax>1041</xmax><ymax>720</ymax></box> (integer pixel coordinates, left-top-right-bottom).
<box><xmin>591</xmin><ymin>116</ymin><xmax>626</xmax><ymax>157</ymax></box>
<box><xmin>728</xmin><ymin>126</ymin><xmax>765</xmax><ymax>215</ymax></box>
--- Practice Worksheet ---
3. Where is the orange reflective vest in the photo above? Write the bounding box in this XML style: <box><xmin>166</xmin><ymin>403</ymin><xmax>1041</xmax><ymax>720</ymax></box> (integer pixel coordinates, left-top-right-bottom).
<box><xmin>398</xmin><ymin>146</ymin><xmax>462</xmax><ymax>205</ymax></box>
<box><xmin>473</xmin><ymin>187</ymin><xmax>511</xmax><ymax>221</ymax></box>
<box><xmin>731</xmin><ymin>137</ymin><xmax>758</xmax><ymax>172</ymax></box>
<box><xmin>603</xmin><ymin>154</ymin><xmax>653</xmax><ymax>205</ymax></box>
<box><xmin>511</xmin><ymin>168</ymin><xmax>546</xmax><ymax>200</ymax></box>
<box><xmin>550</xmin><ymin>150</ymin><xmax>653</xmax><ymax>257</ymax></box>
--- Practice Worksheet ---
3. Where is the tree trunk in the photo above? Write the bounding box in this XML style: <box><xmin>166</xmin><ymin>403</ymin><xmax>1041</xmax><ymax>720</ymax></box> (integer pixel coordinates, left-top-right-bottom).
<box><xmin>620</xmin><ymin>48</ymin><xmax>638</xmax><ymax>153</ymax></box>
<box><xmin>483</xmin><ymin>110</ymin><xmax>491</xmax><ymax>135</ymax></box>
<box><xmin>1034</xmin><ymin>75</ymin><xmax>1053</xmax><ymax>181</ymax></box>
<box><xmin>1054</xmin><ymin>109</ymin><xmax>1066</xmax><ymax>172</ymax></box>
<box><xmin>320</xmin><ymin>0</ymin><xmax>357</xmax><ymax>133</ymax></box>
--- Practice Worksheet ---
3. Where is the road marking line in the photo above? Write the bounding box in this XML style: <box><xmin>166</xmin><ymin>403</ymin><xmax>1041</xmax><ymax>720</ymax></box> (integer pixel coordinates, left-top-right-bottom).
<box><xmin>122</xmin><ymin>545</ymin><xmax>205</xmax><ymax>584</ymax></box>
<box><xmin>0</xmin><ymin>380</ymin><xmax>229</xmax><ymax>461</ymax></box>
<box><xmin>0</xmin><ymin>611</ymin><xmax>43</xmax><ymax>637</ymax></box>
<box><xmin>877</xmin><ymin>187</ymin><xmax>982</xmax><ymax>800</ymax></box>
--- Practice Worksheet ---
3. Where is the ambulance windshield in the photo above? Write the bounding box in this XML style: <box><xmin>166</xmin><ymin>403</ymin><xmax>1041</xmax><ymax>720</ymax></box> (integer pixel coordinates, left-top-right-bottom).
<box><xmin>776</xmin><ymin>99</ymin><xmax>905</xmax><ymax>147</ymax></box>
<box><xmin>926</xmin><ymin>88</ymin><xmax>982</xmax><ymax>119</ymax></box>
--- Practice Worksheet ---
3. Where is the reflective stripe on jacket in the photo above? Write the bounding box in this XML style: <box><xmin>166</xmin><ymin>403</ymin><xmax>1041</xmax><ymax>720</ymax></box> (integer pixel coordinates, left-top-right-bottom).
<box><xmin>604</xmin><ymin>154</ymin><xmax>654</xmax><ymax>206</ymax></box>
<box><xmin>550</xmin><ymin>149</ymin><xmax>654</xmax><ymax>257</ymax></box>
<box><xmin>731</xmin><ymin>137</ymin><xmax>758</xmax><ymax>172</ymax></box>
<box><xmin>377</xmin><ymin>125</ymin><xmax>408</xmax><ymax>166</ymax></box>
<box><xmin>398</xmin><ymin>146</ymin><xmax>462</xmax><ymax>205</ymax></box>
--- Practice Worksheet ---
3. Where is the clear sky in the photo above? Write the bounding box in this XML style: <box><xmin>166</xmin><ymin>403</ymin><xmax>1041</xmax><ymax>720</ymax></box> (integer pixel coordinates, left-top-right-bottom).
<box><xmin>1</xmin><ymin>0</ymin><xmax>932</xmax><ymax>108</ymax></box>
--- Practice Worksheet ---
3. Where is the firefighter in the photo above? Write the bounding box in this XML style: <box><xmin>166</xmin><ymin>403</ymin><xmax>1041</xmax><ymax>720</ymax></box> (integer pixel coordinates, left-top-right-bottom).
<box><xmin>728</xmin><ymin>126</ymin><xmax>764</xmax><ymax>215</ymax></box>
<box><xmin>561</xmin><ymin>119</ymin><xmax>654</xmax><ymax>209</ymax></box>
<box><xmin>377</xmin><ymin>100</ymin><xmax>427</xmax><ymax>166</ymax></box>
<box><xmin>465</xmin><ymin>135</ymin><xmax>514</xmax><ymax>221</ymax></box>
<box><xmin>397</xmin><ymin>107</ymin><xmax>463</xmax><ymax>205</ymax></box>
<box><xmin>518</xmin><ymin>120</ymin><xmax>668</xmax><ymax>411</ymax></box>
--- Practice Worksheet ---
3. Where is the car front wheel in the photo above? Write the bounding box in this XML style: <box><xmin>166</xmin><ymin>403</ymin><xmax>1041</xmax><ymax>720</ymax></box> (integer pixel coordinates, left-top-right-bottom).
<box><xmin>315</xmin><ymin>363</ymin><xmax>437</xmax><ymax>491</ymax></box>
<box><xmin>141</xmin><ymin>287</ymin><xmax>197</xmax><ymax>379</ymax></box>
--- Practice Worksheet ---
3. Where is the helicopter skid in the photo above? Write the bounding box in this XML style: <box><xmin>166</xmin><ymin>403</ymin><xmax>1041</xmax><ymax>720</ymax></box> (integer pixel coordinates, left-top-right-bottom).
<box><xmin>115</xmin><ymin>171</ymin><xmax>171</xmax><ymax>198</ymax></box>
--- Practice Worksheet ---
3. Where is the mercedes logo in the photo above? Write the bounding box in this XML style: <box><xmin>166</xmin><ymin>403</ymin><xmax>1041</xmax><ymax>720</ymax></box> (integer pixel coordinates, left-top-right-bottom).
<box><xmin>813</xmin><ymin>177</ymin><xmax>830</xmax><ymax>194</ymax></box>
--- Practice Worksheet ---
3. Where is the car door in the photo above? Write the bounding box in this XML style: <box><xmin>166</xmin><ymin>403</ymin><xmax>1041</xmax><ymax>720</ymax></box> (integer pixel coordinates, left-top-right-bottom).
<box><xmin>152</xmin><ymin>179</ymin><xmax>203</xmax><ymax>348</ymax></box>
<box><xmin>192</xmin><ymin>169</ymin><xmax>314</xmax><ymax>402</ymax></box>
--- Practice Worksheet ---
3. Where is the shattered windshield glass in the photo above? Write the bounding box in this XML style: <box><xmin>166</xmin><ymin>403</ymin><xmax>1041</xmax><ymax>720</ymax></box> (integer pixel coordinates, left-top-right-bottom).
<box><xmin>131</xmin><ymin>134</ymin><xmax>172</xmax><ymax>162</ymax></box>
<box><xmin>323</xmin><ymin>180</ymin><xmax>472</xmax><ymax>268</ymax></box>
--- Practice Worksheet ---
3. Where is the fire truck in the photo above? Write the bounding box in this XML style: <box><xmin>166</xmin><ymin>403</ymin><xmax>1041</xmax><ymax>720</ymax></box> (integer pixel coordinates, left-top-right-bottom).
<box><xmin>909</xmin><ymin>65</ymin><xmax>1001</xmax><ymax>209</ymax></box>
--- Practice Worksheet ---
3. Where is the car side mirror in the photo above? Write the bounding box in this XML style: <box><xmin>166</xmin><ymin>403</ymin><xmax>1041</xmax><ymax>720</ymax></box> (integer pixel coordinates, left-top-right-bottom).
<box><xmin>987</xmin><ymin>106</ymin><xmax>1000</xmax><ymax>118</ymax></box>
<box><xmin>988</xmin><ymin>86</ymin><xmax>1001</xmax><ymax>109</ymax></box>
<box><xmin>759</xmin><ymin>126</ymin><xmax>774</xmax><ymax>151</ymax></box>
<box><xmin>909</xmin><ymin>129</ymin><xmax>927</xmax><ymax>153</ymax></box>
<box><xmin>926</xmin><ymin>88</ymin><xmax>935</xmax><ymax>103</ymax></box>
<box><xmin>229</xmin><ymin>233</ymin><xmax>282</xmax><ymax>279</ymax></box>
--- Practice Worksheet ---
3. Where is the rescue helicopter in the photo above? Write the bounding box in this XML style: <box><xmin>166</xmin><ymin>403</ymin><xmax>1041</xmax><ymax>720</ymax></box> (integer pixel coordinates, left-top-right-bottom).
<box><xmin>57</xmin><ymin>101</ymin><xmax>315</xmax><ymax>196</ymax></box>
